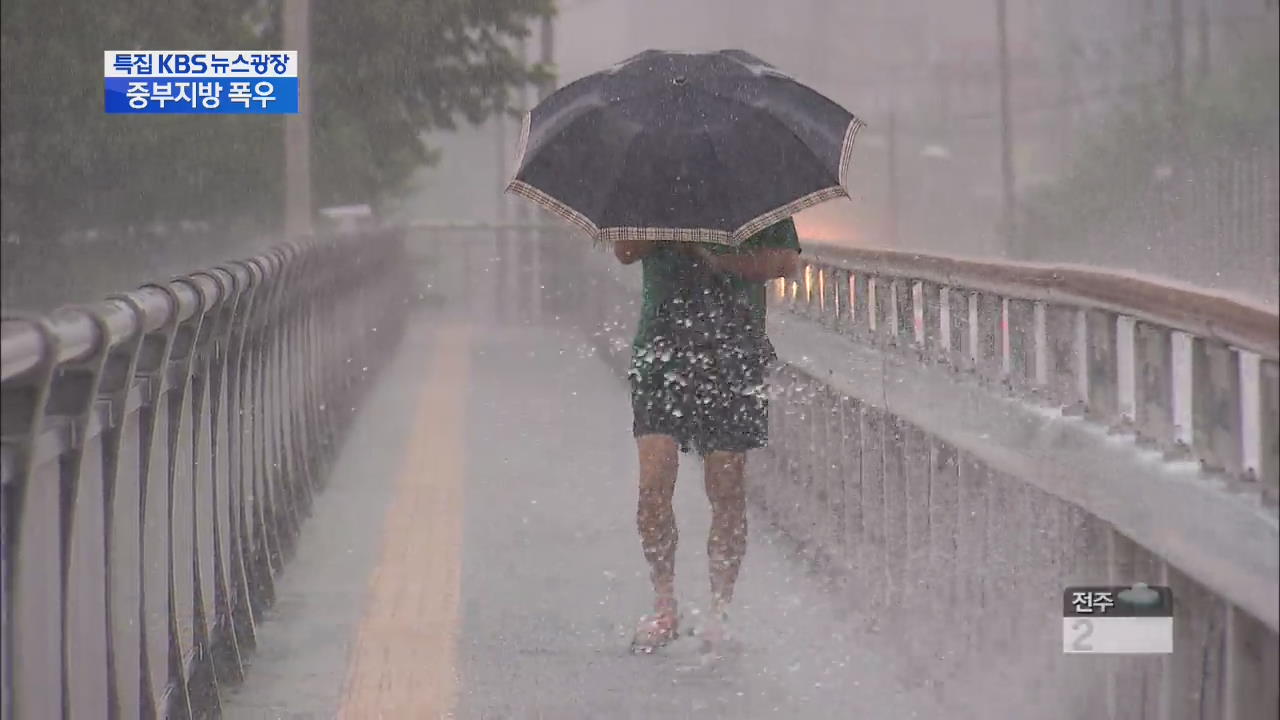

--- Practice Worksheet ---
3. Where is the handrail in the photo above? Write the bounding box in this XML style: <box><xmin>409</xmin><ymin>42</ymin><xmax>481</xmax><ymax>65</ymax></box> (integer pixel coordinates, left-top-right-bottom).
<box><xmin>0</xmin><ymin>228</ymin><xmax>411</xmax><ymax>718</ymax></box>
<box><xmin>401</xmin><ymin>224</ymin><xmax>1278</xmax><ymax>357</ymax></box>
<box><xmin>1</xmin><ymin>245</ymin><xmax>299</xmax><ymax>383</ymax></box>
<box><xmin>788</xmin><ymin>240</ymin><xmax>1279</xmax><ymax>496</ymax></box>
<box><xmin>805</xmin><ymin>243</ymin><xmax>1278</xmax><ymax>360</ymax></box>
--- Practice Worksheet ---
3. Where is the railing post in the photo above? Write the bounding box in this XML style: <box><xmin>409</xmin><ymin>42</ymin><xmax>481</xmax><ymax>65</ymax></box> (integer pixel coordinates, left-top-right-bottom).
<box><xmin>813</xmin><ymin>264</ymin><xmax>828</xmax><ymax>325</ymax></box>
<box><xmin>1134</xmin><ymin>322</ymin><xmax>1176</xmax><ymax>450</ymax></box>
<box><xmin>212</xmin><ymin>262</ymin><xmax>260</xmax><ymax>668</ymax></box>
<box><xmin>872</xmin><ymin>276</ymin><xmax>892</xmax><ymax>348</ymax></box>
<box><xmin>1260</xmin><ymin>360</ymin><xmax>1279</xmax><ymax>505</ymax></box>
<box><xmin>974</xmin><ymin>292</ymin><xmax>1001</xmax><ymax>382</ymax></box>
<box><xmin>1005</xmin><ymin>298</ymin><xmax>1037</xmax><ymax>393</ymax></box>
<box><xmin>892</xmin><ymin>278</ymin><xmax>913</xmax><ymax>348</ymax></box>
<box><xmin>851</xmin><ymin>271</ymin><xmax>871</xmax><ymax>339</ymax></box>
<box><xmin>1043</xmin><ymin>305</ymin><xmax>1087</xmax><ymax>413</ymax></box>
<box><xmin>1084</xmin><ymin>309</ymin><xmax>1121</xmax><ymax>425</ymax></box>
<box><xmin>168</xmin><ymin>276</ymin><xmax>225</xmax><ymax>716</ymax></box>
<box><xmin>920</xmin><ymin>281</ymin><xmax>944</xmax><ymax>363</ymax></box>
<box><xmin>828</xmin><ymin>266</ymin><xmax>847</xmax><ymax>331</ymax></box>
<box><xmin>41</xmin><ymin>308</ymin><xmax>117</xmax><ymax>720</ymax></box>
<box><xmin>191</xmin><ymin>269</ymin><xmax>248</xmax><ymax>691</ymax></box>
<box><xmin>945</xmin><ymin>287</ymin><xmax>972</xmax><ymax>372</ymax></box>
<box><xmin>1192</xmin><ymin>339</ymin><xmax>1243</xmax><ymax>477</ymax></box>
<box><xmin>232</xmin><ymin>259</ymin><xmax>277</xmax><ymax>621</ymax></box>
<box><xmin>144</xmin><ymin>279</ymin><xmax>213</xmax><ymax>717</ymax></box>
<box><xmin>121</xmin><ymin>289</ymin><xmax>182</xmax><ymax>717</ymax></box>
<box><xmin>1</xmin><ymin>316</ymin><xmax>62</xmax><ymax>720</ymax></box>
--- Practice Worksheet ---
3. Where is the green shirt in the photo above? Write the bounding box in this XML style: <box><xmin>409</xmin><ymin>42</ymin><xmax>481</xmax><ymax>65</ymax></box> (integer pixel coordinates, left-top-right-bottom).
<box><xmin>632</xmin><ymin>218</ymin><xmax>802</xmax><ymax>349</ymax></box>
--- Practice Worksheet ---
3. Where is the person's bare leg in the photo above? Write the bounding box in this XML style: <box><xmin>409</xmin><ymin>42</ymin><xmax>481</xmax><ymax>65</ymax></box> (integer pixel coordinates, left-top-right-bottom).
<box><xmin>703</xmin><ymin>450</ymin><xmax>747</xmax><ymax>614</ymax></box>
<box><xmin>636</xmin><ymin>433</ymin><xmax>680</xmax><ymax>611</ymax></box>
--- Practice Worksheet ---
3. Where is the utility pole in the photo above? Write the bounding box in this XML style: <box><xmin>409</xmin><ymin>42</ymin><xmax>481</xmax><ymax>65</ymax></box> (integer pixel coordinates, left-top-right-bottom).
<box><xmin>1196</xmin><ymin>0</ymin><xmax>1210</xmax><ymax>84</ymax></box>
<box><xmin>539</xmin><ymin>15</ymin><xmax>555</xmax><ymax>102</ymax></box>
<box><xmin>1169</xmin><ymin>0</ymin><xmax>1188</xmax><ymax>249</ymax></box>
<box><xmin>495</xmin><ymin>94</ymin><xmax>510</xmax><ymax>320</ymax></box>
<box><xmin>1171</xmin><ymin>0</ymin><xmax>1185</xmax><ymax>130</ymax></box>
<box><xmin>496</xmin><ymin>111</ymin><xmax>508</xmax><ymax>226</ymax></box>
<box><xmin>514</xmin><ymin>32</ymin><xmax>535</xmax><ymax>319</ymax></box>
<box><xmin>283</xmin><ymin>0</ymin><xmax>312</xmax><ymax>239</ymax></box>
<box><xmin>996</xmin><ymin>0</ymin><xmax>1016</xmax><ymax>257</ymax></box>
<box><xmin>887</xmin><ymin>109</ymin><xmax>900</xmax><ymax>247</ymax></box>
<box><xmin>514</xmin><ymin>35</ymin><xmax>532</xmax><ymax>232</ymax></box>
<box><xmin>536</xmin><ymin>14</ymin><xmax>556</xmax><ymax>314</ymax></box>
<box><xmin>513</xmin><ymin>34</ymin><xmax>534</xmax><ymax>321</ymax></box>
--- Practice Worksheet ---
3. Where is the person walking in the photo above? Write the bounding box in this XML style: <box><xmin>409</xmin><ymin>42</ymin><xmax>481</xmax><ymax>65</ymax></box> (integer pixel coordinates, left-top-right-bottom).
<box><xmin>505</xmin><ymin>48</ymin><xmax>861</xmax><ymax>656</ymax></box>
<box><xmin>614</xmin><ymin>218</ymin><xmax>800</xmax><ymax>655</ymax></box>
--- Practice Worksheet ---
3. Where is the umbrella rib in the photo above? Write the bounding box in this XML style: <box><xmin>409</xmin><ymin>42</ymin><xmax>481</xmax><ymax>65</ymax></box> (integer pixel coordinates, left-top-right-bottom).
<box><xmin>518</xmin><ymin>107</ymin><xmax>648</xmax><ymax>232</ymax></box>
<box><xmin>727</xmin><ymin>114</ymin><xmax>864</xmax><ymax>241</ymax></box>
<box><xmin>687</xmin><ymin>93</ymin><xmax>852</xmax><ymax>241</ymax></box>
<box><xmin>678</xmin><ymin>80</ymin><xmax>859</xmax><ymax>190</ymax></box>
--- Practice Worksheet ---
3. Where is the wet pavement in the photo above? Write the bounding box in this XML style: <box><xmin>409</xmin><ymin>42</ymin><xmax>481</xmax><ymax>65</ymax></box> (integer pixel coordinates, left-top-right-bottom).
<box><xmin>221</xmin><ymin>310</ymin><xmax>953</xmax><ymax>719</ymax></box>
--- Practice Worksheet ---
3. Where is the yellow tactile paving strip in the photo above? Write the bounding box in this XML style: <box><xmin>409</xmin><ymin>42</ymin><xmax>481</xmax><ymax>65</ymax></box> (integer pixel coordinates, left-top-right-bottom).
<box><xmin>337</xmin><ymin>324</ymin><xmax>471</xmax><ymax>720</ymax></box>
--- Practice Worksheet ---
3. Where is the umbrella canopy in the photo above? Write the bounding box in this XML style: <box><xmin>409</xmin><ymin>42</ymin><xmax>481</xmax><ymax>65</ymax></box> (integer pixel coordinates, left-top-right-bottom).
<box><xmin>506</xmin><ymin>49</ymin><xmax>864</xmax><ymax>246</ymax></box>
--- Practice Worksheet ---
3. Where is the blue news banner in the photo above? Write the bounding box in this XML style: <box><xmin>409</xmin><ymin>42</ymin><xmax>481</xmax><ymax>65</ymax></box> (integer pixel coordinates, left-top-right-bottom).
<box><xmin>104</xmin><ymin>51</ymin><xmax>298</xmax><ymax>115</ymax></box>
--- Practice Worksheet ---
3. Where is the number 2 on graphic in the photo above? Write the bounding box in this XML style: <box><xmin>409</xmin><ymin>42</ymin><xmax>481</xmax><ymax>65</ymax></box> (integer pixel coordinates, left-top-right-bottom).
<box><xmin>1072</xmin><ymin>618</ymin><xmax>1094</xmax><ymax>651</ymax></box>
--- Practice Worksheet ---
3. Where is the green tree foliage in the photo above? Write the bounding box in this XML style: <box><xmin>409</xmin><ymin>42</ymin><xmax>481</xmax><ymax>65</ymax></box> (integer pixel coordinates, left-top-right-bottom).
<box><xmin>0</xmin><ymin>0</ymin><xmax>551</xmax><ymax>240</ymax></box>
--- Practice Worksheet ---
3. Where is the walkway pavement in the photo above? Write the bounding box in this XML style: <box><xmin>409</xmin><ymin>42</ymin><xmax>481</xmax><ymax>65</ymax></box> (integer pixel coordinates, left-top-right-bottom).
<box><xmin>220</xmin><ymin>309</ymin><xmax>954</xmax><ymax>719</ymax></box>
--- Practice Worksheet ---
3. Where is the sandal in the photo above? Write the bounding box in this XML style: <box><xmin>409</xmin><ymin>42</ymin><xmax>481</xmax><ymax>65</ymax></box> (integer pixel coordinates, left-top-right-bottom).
<box><xmin>630</xmin><ymin>599</ymin><xmax>679</xmax><ymax>654</ymax></box>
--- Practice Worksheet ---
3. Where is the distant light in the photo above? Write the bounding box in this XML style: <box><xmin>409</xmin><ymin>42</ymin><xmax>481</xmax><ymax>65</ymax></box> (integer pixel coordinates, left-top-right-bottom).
<box><xmin>920</xmin><ymin>145</ymin><xmax>951</xmax><ymax>160</ymax></box>
<box><xmin>320</xmin><ymin>204</ymin><xmax>373</xmax><ymax>218</ymax></box>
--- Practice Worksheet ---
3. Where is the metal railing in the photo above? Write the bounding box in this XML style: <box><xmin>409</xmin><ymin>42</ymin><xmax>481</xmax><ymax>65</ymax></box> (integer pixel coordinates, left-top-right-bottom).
<box><xmin>1</xmin><ymin>227</ymin><xmax>410</xmax><ymax>719</ymax></box>
<box><xmin>38</xmin><ymin>218</ymin><xmax>1262</xmax><ymax>718</ymax></box>
<box><xmin>561</xmin><ymin>231</ymin><xmax>1279</xmax><ymax>718</ymax></box>
<box><xmin>788</xmin><ymin>245</ymin><xmax>1278</xmax><ymax>497</ymax></box>
<box><xmin>772</xmin><ymin>245</ymin><xmax>1279</xmax><ymax>718</ymax></box>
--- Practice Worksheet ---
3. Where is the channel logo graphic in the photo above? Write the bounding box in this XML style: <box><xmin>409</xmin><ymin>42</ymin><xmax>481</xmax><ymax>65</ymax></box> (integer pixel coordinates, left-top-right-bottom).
<box><xmin>1062</xmin><ymin>583</ymin><xmax>1174</xmax><ymax>654</ymax></box>
<box><xmin>104</xmin><ymin>51</ymin><xmax>299</xmax><ymax>115</ymax></box>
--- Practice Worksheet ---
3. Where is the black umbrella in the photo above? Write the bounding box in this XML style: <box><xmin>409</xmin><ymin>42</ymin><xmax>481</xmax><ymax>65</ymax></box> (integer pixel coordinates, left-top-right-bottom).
<box><xmin>506</xmin><ymin>49</ymin><xmax>864</xmax><ymax>246</ymax></box>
